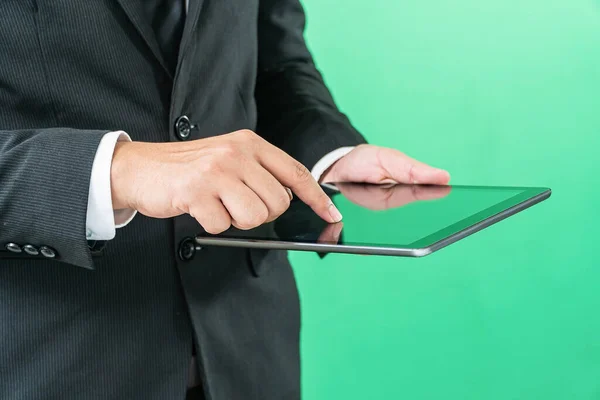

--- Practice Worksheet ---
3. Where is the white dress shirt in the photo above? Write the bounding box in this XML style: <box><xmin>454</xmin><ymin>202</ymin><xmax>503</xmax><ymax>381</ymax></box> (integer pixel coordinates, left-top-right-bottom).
<box><xmin>85</xmin><ymin>134</ymin><xmax>354</xmax><ymax>240</ymax></box>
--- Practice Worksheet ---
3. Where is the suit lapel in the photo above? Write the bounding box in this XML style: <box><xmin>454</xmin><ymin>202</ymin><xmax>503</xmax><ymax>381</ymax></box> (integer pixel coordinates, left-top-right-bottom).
<box><xmin>115</xmin><ymin>0</ymin><xmax>172</xmax><ymax>78</ymax></box>
<box><xmin>178</xmin><ymin>0</ymin><xmax>204</xmax><ymax>63</ymax></box>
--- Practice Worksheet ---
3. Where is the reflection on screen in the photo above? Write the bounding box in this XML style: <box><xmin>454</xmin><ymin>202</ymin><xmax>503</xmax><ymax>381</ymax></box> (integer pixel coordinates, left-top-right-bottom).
<box><xmin>335</xmin><ymin>187</ymin><xmax>523</xmax><ymax>246</ymax></box>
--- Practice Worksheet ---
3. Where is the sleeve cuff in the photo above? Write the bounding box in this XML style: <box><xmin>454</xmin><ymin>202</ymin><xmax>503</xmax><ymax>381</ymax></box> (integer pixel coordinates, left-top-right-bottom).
<box><xmin>86</xmin><ymin>131</ymin><xmax>136</xmax><ymax>240</ymax></box>
<box><xmin>310</xmin><ymin>146</ymin><xmax>355</xmax><ymax>185</ymax></box>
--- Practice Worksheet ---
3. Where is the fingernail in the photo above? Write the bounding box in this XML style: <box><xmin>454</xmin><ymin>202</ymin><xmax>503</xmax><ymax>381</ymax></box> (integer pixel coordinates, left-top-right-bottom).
<box><xmin>328</xmin><ymin>203</ymin><xmax>343</xmax><ymax>222</ymax></box>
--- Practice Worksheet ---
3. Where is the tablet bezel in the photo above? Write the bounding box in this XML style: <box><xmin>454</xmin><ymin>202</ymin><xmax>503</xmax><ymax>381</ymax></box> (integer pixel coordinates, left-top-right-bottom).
<box><xmin>194</xmin><ymin>186</ymin><xmax>551</xmax><ymax>257</ymax></box>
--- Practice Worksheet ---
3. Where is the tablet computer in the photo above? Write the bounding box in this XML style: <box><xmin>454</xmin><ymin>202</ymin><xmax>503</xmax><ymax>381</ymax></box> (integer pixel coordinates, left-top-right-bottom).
<box><xmin>194</xmin><ymin>184</ymin><xmax>551</xmax><ymax>257</ymax></box>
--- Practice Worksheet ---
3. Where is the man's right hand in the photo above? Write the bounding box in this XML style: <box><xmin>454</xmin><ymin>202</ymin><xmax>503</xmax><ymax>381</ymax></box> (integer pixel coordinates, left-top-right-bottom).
<box><xmin>110</xmin><ymin>129</ymin><xmax>343</xmax><ymax>234</ymax></box>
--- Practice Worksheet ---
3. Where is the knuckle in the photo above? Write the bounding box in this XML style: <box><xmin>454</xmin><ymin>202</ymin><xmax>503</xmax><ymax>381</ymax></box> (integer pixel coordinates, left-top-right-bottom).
<box><xmin>204</xmin><ymin>221</ymin><xmax>230</xmax><ymax>235</ymax></box>
<box><xmin>195</xmin><ymin>208</ymin><xmax>231</xmax><ymax>234</ymax></box>
<box><xmin>238</xmin><ymin>129</ymin><xmax>257</xmax><ymax>141</ymax></box>
<box><xmin>253</xmin><ymin>207</ymin><xmax>269</xmax><ymax>225</ymax></box>
<box><xmin>207</xmin><ymin>213</ymin><xmax>229</xmax><ymax>233</ymax></box>
<box><xmin>203</xmin><ymin>225</ymin><xmax>218</xmax><ymax>234</ymax></box>
<box><xmin>407</xmin><ymin>164</ymin><xmax>417</xmax><ymax>183</ymax></box>
<box><xmin>318</xmin><ymin>192</ymin><xmax>332</xmax><ymax>210</ymax></box>
<box><xmin>174</xmin><ymin>177</ymin><xmax>199</xmax><ymax>201</ymax></box>
<box><xmin>233</xmin><ymin>130</ymin><xmax>262</xmax><ymax>154</ymax></box>
<box><xmin>294</xmin><ymin>163</ymin><xmax>311</xmax><ymax>182</ymax></box>
<box><xmin>171</xmin><ymin>198</ymin><xmax>190</xmax><ymax>215</ymax></box>
<box><xmin>235</xmin><ymin>220</ymin><xmax>254</xmax><ymax>230</ymax></box>
<box><xmin>274</xmin><ymin>194</ymin><xmax>291</xmax><ymax>214</ymax></box>
<box><xmin>238</xmin><ymin>207</ymin><xmax>268</xmax><ymax>230</ymax></box>
<box><xmin>251</xmin><ymin>135</ymin><xmax>264</xmax><ymax>153</ymax></box>
<box><xmin>218</xmin><ymin>142</ymin><xmax>239</xmax><ymax>158</ymax></box>
<box><xmin>199</xmin><ymin>157</ymin><xmax>225</xmax><ymax>176</ymax></box>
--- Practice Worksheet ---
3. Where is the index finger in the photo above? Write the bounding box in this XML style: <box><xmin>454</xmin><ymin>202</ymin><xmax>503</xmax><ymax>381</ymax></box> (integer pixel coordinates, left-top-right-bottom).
<box><xmin>256</xmin><ymin>144</ymin><xmax>342</xmax><ymax>223</ymax></box>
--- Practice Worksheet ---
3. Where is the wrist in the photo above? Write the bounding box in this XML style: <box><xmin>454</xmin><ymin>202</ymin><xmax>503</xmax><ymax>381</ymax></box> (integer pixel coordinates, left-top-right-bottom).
<box><xmin>313</xmin><ymin>147</ymin><xmax>355</xmax><ymax>184</ymax></box>
<box><xmin>319</xmin><ymin>162</ymin><xmax>340</xmax><ymax>184</ymax></box>
<box><xmin>110</xmin><ymin>140</ymin><xmax>137</xmax><ymax>210</ymax></box>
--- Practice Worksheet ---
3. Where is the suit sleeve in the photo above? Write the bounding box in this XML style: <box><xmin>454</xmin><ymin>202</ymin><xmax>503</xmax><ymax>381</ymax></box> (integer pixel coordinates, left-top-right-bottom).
<box><xmin>0</xmin><ymin>128</ymin><xmax>108</xmax><ymax>269</ymax></box>
<box><xmin>255</xmin><ymin>0</ymin><xmax>367</xmax><ymax>170</ymax></box>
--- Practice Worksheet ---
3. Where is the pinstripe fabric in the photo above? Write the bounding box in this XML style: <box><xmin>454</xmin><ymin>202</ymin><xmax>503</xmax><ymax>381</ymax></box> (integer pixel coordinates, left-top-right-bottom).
<box><xmin>0</xmin><ymin>129</ymin><xmax>106</xmax><ymax>268</ymax></box>
<box><xmin>0</xmin><ymin>1</ymin><xmax>366</xmax><ymax>399</ymax></box>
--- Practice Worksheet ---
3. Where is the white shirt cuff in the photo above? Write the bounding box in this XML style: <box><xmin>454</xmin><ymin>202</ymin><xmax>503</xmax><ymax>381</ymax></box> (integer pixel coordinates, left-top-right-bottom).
<box><xmin>310</xmin><ymin>147</ymin><xmax>355</xmax><ymax>190</ymax></box>
<box><xmin>86</xmin><ymin>131</ymin><xmax>137</xmax><ymax>240</ymax></box>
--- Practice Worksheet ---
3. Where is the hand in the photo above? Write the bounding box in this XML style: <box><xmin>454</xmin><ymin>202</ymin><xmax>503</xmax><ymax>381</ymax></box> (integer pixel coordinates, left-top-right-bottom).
<box><xmin>320</xmin><ymin>144</ymin><xmax>450</xmax><ymax>186</ymax></box>
<box><xmin>335</xmin><ymin>183</ymin><xmax>451</xmax><ymax>210</ymax></box>
<box><xmin>110</xmin><ymin>130</ymin><xmax>343</xmax><ymax>234</ymax></box>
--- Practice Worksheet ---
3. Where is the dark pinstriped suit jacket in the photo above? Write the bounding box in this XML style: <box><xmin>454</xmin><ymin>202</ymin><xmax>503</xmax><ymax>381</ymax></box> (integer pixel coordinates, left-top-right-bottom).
<box><xmin>0</xmin><ymin>1</ymin><xmax>366</xmax><ymax>399</ymax></box>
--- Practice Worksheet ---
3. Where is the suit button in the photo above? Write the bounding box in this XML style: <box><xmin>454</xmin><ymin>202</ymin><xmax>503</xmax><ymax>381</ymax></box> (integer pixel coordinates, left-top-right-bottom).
<box><xmin>175</xmin><ymin>115</ymin><xmax>193</xmax><ymax>140</ymax></box>
<box><xmin>5</xmin><ymin>243</ymin><xmax>22</xmax><ymax>253</ymax></box>
<box><xmin>40</xmin><ymin>246</ymin><xmax>57</xmax><ymax>259</ymax></box>
<box><xmin>23</xmin><ymin>244</ymin><xmax>39</xmax><ymax>256</ymax></box>
<box><xmin>178</xmin><ymin>237</ymin><xmax>199</xmax><ymax>261</ymax></box>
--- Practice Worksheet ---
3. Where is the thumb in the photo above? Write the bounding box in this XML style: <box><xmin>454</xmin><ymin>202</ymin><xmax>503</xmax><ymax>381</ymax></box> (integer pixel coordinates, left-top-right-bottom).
<box><xmin>408</xmin><ymin>165</ymin><xmax>451</xmax><ymax>185</ymax></box>
<box><xmin>378</xmin><ymin>148</ymin><xmax>450</xmax><ymax>185</ymax></box>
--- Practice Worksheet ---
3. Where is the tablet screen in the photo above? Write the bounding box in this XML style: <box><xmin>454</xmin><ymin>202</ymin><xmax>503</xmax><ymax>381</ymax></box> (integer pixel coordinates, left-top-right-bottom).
<box><xmin>337</xmin><ymin>186</ymin><xmax>522</xmax><ymax>246</ymax></box>
<box><xmin>197</xmin><ymin>184</ymin><xmax>550</xmax><ymax>251</ymax></box>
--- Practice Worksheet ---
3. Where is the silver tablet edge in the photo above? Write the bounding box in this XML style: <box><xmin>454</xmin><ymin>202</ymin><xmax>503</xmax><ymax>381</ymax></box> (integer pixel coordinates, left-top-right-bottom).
<box><xmin>194</xmin><ymin>189</ymin><xmax>551</xmax><ymax>257</ymax></box>
<box><xmin>423</xmin><ymin>188</ymin><xmax>551</xmax><ymax>256</ymax></box>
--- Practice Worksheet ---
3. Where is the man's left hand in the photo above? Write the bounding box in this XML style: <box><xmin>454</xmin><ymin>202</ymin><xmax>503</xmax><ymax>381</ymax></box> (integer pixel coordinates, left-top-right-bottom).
<box><xmin>320</xmin><ymin>144</ymin><xmax>451</xmax><ymax>186</ymax></box>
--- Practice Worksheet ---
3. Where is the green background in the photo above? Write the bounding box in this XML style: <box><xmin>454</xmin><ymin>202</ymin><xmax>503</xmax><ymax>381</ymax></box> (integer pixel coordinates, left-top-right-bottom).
<box><xmin>292</xmin><ymin>0</ymin><xmax>600</xmax><ymax>399</ymax></box>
